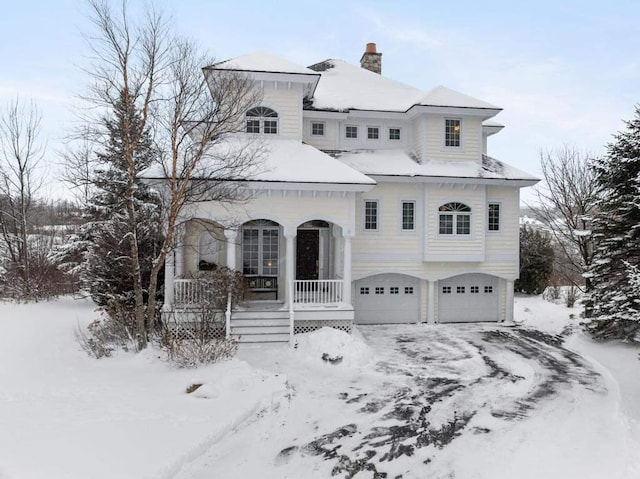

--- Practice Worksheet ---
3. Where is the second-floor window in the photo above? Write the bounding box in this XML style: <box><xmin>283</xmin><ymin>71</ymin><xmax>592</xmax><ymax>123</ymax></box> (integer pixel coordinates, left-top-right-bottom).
<box><xmin>488</xmin><ymin>203</ymin><xmax>500</xmax><ymax>231</ymax></box>
<box><xmin>402</xmin><ymin>201</ymin><xmax>415</xmax><ymax>231</ymax></box>
<box><xmin>389</xmin><ymin>127</ymin><xmax>401</xmax><ymax>140</ymax></box>
<box><xmin>367</xmin><ymin>126</ymin><xmax>379</xmax><ymax>139</ymax></box>
<box><xmin>445</xmin><ymin>118</ymin><xmax>461</xmax><ymax>147</ymax></box>
<box><xmin>439</xmin><ymin>202</ymin><xmax>471</xmax><ymax>235</ymax></box>
<box><xmin>346</xmin><ymin>125</ymin><xmax>358</xmax><ymax>139</ymax></box>
<box><xmin>364</xmin><ymin>200</ymin><xmax>379</xmax><ymax>231</ymax></box>
<box><xmin>246</xmin><ymin>107</ymin><xmax>278</xmax><ymax>134</ymax></box>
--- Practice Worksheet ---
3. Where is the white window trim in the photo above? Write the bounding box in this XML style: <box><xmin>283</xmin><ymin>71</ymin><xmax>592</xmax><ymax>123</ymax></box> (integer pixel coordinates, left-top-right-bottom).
<box><xmin>388</xmin><ymin>126</ymin><xmax>402</xmax><ymax>141</ymax></box>
<box><xmin>310</xmin><ymin>121</ymin><xmax>326</xmax><ymax>138</ymax></box>
<box><xmin>444</xmin><ymin>117</ymin><xmax>462</xmax><ymax>149</ymax></box>
<box><xmin>363</xmin><ymin>199</ymin><xmax>380</xmax><ymax>232</ymax></box>
<box><xmin>245</xmin><ymin>106</ymin><xmax>279</xmax><ymax>136</ymax></box>
<box><xmin>367</xmin><ymin>125</ymin><xmax>380</xmax><ymax>141</ymax></box>
<box><xmin>345</xmin><ymin>124</ymin><xmax>359</xmax><ymax>140</ymax></box>
<box><xmin>487</xmin><ymin>202</ymin><xmax>501</xmax><ymax>233</ymax></box>
<box><xmin>241</xmin><ymin>225</ymin><xmax>280</xmax><ymax>276</ymax></box>
<box><xmin>400</xmin><ymin>199</ymin><xmax>416</xmax><ymax>232</ymax></box>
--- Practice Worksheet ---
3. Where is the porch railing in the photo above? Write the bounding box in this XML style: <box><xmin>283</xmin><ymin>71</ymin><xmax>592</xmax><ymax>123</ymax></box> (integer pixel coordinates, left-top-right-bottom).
<box><xmin>293</xmin><ymin>280</ymin><xmax>344</xmax><ymax>305</ymax></box>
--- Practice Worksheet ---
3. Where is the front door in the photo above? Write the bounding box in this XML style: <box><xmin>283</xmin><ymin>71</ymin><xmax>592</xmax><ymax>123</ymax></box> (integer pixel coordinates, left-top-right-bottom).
<box><xmin>296</xmin><ymin>230</ymin><xmax>319</xmax><ymax>280</ymax></box>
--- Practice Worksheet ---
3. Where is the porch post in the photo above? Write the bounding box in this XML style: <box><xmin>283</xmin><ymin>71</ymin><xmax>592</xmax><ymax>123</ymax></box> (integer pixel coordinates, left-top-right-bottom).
<box><xmin>175</xmin><ymin>223</ymin><xmax>185</xmax><ymax>277</ymax></box>
<box><xmin>505</xmin><ymin>279</ymin><xmax>515</xmax><ymax>323</ymax></box>
<box><xmin>342</xmin><ymin>234</ymin><xmax>353</xmax><ymax>305</ymax></box>
<box><xmin>163</xmin><ymin>249</ymin><xmax>175</xmax><ymax>311</ymax></box>
<box><xmin>224</xmin><ymin>229</ymin><xmax>238</xmax><ymax>270</ymax></box>
<box><xmin>284</xmin><ymin>231</ymin><xmax>296</xmax><ymax>305</ymax></box>
<box><xmin>332</xmin><ymin>228</ymin><xmax>341</xmax><ymax>278</ymax></box>
<box><xmin>427</xmin><ymin>280</ymin><xmax>436</xmax><ymax>324</ymax></box>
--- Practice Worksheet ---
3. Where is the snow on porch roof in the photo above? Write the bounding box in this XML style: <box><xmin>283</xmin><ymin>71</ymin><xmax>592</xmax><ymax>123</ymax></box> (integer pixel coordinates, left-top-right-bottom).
<box><xmin>334</xmin><ymin>149</ymin><xmax>539</xmax><ymax>182</ymax></box>
<box><xmin>141</xmin><ymin>138</ymin><xmax>376</xmax><ymax>186</ymax></box>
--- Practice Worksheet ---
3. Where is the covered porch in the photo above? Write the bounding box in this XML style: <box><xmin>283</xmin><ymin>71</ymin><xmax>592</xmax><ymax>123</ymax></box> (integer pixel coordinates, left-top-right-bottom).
<box><xmin>162</xmin><ymin>214</ymin><xmax>356</xmax><ymax>343</ymax></box>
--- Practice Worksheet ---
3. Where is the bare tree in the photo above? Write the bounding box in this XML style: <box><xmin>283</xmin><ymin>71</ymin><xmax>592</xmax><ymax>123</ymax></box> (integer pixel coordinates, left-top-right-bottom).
<box><xmin>73</xmin><ymin>0</ymin><xmax>261</xmax><ymax>346</ymax></box>
<box><xmin>0</xmin><ymin>97</ymin><xmax>45</xmax><ymax>298</ymax></box>
<box><xmin>529</xmin><ymin>145</ymin><xmax>600</xmax><ymax>314</ymax></box>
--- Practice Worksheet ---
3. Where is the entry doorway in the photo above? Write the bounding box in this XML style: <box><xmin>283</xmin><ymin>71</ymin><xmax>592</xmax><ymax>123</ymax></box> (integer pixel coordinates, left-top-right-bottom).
<box><xmin>296</xmin><ymin>230</ymin><xmax>319</xmax><ymax>280</ymax></box>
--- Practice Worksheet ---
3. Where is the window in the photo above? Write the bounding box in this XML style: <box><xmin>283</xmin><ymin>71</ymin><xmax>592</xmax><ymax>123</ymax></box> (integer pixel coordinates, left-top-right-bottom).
<box><xmin>442</xmin><ymin>286</ymin><xmax>452</xmax><ymax>294</ymax></box>
<box><xmin>405</xmin><ymin>286</ymin><xmax>414</xmax><ymax>294</ymax></box>
<box><xmin>488</xmin><ymin>203</ymin><xmax>500</xmax><ymax>231</ymax></box>
<box><xmin>242</xmin><ymin>220</ymin><xmax>279</xmax><ymax>276</ymax></box>
<box><xmin>470</xmin><ymin>286</ymin><xmax>479</xmax><ymax>293</ymax></box>
<box><xmin>375</xmin><ymin>287</ymin><xmax>384</xmax><ymax>294</ymax></box>
<box><xmin>346</xmin><ymin>125</ymin><xmax>358</xmax><ymax>139</ymax></box>
<box><xmin>389</xmin><ymin>128</ymin><xmax>401</xmax><ymax>140</ymax></box>
<box><xmin>367</xmin><ymin>127</ymin><xmax>379</xmax><ymax>139</ymax></box>
<box><xmin>438</xmin><ymin>202</ymin><xmax>471</xmax><ymax>235</ymax></box>
<box><xmin>311</xmin><ymin>122</ymin><xmax>325</xmax><ymax>137</ymax></box>
<box><xmin>402</xmin><ymin>201</ymin><xmax>415</xmax><ymax>231</ymax></box>
<box><xmin>390</xmin><ymin>287</ymin><xmax>399</xmax><ymax>294</ymax></box>
<box><xmin>456</xmin><ymin>286</ymin><xmax>465</xmax><ymax>294</ymax></box>
<box><xmin>364</xmin><ymin>200</ymin><xmax>379</xmax><ymax>231</ymax></box>
<box><xmin>445</xmin><ymin>118</ymin><xmax>461</xmax><ymax>147</ymax></box>
<box><xmin>245</xmin><ymin>107</ymin><xmax>278</xmax><ymax>135</ymax></box>
<box><xmin>360</xmin><ymin>287</ymin><xmax>370</xmax><ymax>295</ymax></box>
<box><xmin>484</xmin><ymin>285</ymin><xmax>493</xmax><ymax>294</ymax></box>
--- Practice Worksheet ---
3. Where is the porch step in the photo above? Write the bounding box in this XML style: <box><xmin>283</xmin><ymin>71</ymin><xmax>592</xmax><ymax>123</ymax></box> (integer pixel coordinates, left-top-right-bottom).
<box><xmin>231</xmin><ymin>318</ymin><xmax>289</xmax><ymax>327</ymax></box>
<box><xmin>232</xmin><ymin>325</ymin><xmax>290</xmax><ymax>335</ymax></box>
<box><xmin>231</xmin><ymin>333</ymin><xmax>290</xmax><ymax>343</ymax></box>
<box><xmin>232</xmin><ymin>310</ymin><xmax>289</xmax><ymax>320</ymax></box>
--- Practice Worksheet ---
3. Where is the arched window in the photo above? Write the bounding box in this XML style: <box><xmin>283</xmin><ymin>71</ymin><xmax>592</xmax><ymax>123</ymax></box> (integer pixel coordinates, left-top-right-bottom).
<box><xmin>245</xmin><ymin>107</ymin><xmax>278</xmax><ymax>134</ymax></box>
<box><xmin>198</xmin><ymin>231</ymin><xmax>220</xmax><ymax>271</ymax></box>
<box><xmin>438</xmin><ymin>202</ymin><xmax>471</xmax><ymax>235</ymax></box>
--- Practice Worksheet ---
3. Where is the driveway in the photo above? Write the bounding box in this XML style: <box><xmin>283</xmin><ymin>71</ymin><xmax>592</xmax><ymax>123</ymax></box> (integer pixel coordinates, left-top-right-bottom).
<box><xmin>174</xmin><ymin>324</ymin><xmax>609</xmax><ymax>479</ymax></box>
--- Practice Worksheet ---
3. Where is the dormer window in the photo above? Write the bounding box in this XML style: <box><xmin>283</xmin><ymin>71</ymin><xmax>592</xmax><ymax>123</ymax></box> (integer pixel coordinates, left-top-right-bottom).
<box><xmin>246</xmin><ymin>107</ymin><xmax>278</xmax><ymax>134</ymax></box>
<box><xmin>439</xmin><ymin>202</ymin><xmax>471</xmax><ymax>235</ymax></box>
<box><xmin>445</xmin><ymin>118</ymin><xmax>461</xmax><ymax>147</ymax></box>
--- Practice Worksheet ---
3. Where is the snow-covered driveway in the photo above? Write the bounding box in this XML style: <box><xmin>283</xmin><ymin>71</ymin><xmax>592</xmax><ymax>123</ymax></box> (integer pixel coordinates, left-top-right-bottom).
<box><xmin>176</xmin><ymin>322</ymin><xmax>636</xmax><ymax>479</ymax></box>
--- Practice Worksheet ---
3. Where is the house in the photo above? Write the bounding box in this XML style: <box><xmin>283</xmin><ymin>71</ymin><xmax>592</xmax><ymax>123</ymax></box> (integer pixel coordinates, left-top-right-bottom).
<box><xmin>158</xmin><ymin>43</ymin><xmax>538</xmax><ymax>343</ymax></box>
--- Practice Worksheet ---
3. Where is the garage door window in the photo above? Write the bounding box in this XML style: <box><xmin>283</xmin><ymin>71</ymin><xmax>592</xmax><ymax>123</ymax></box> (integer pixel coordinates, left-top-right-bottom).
<box><xmin>457</xmin><ymin>286</ymin><xmax>465</xmax><ymax>293</ymax></box>
<box><xmin>390</xmin><ymin>287</ymin><xmax>399</xmax><ymax>294</ymax></box>
<box><xmin>360</xmin><ymin>287</ymin><xmax>370</xmax><ymax>295</ymax></box>
<box><xmin>470</xmin><ymin>286</ymin><xmax>479</xmax><ymax>293</ymax></box>
<box><xmin>375</xmin><ymin>287</ymin><xmax>384</xmax><ymax>294</ymax></box>
<box><xmin>438</xmin><ymin>202</ymin><xmax>471</xmax><ymax>235</ymax></box>
<box><xmin>484</xmin><ymin>286</ymin><xmax>493</xmax><ymax>293</ymax></box>
<box><xmin>442</xmin><ymin>286</ymin><xmax>452</xmax><ymax>294</ymax></box>
<box><xmin>405</xmin><ymin>287</ymin><xmax>414</xmax><ymax>294</ymax></box>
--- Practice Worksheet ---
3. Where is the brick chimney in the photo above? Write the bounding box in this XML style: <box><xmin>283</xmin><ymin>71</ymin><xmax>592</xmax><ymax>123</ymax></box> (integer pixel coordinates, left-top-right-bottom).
<box><xmin>360</xmin><ymin>42</ymin><xmax>382</xmax><ymax>74</ymax></box>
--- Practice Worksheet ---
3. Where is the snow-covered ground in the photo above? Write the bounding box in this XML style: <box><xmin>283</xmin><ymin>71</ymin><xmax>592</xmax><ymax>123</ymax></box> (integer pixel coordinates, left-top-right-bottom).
<box><xmin>0</xmin><ymin>295</ymin><xmax>639</xmax><ymax>478</ymax></box>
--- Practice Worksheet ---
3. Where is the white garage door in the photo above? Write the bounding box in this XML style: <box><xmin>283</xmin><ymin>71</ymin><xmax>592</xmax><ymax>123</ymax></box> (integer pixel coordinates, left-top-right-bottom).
<box><xmin>355</xmin><ymin>274</ymin><xmax>421</xmax><ymax>324</ymax></box>
<box><xmin>438</xmin><ymin>274</ymin><xmax>499</xmax><ymax>323</ymax></box>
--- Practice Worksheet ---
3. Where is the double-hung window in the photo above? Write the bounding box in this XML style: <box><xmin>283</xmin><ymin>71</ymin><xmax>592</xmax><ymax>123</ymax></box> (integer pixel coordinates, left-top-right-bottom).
<box><xmin>401</xmin><ymin>201</ymin><xmax>415</xmax><ymax>231</ymax></box>
<box><xmin>488</xmin><ymin>203</ymin><xmax>500</xmax><ymax>231</ymax></box>
<box><xmin>438</xmin><ymin>202</ymin><xmax>471</xmax><ymax>235</ymax></box>
<box><xmin>364</xmin><ymin>200</ymin><xmax>379</xmax><ymax>231</ymax></box>
<box><xmin>445</xmin><ymin>118</ymin><xmax>461</xmax><ymax>147</ymax></box>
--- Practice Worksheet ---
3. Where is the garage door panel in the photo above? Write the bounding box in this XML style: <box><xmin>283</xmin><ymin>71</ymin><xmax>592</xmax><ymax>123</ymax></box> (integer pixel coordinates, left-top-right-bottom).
<box><xmin>355</xmin><ymin>274</ymin><xmax>420</xmax><ymax>325</ymax></box>
<box><xmin>439</xmin><ymin>274</ymin><xmax>499</xmax><ymax>323</ymax></box>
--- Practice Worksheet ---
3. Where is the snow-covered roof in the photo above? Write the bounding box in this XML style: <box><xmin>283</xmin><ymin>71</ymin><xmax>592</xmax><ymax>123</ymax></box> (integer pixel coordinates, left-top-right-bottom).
<box><xmin>307</xmin><ymin>59</ymin><xmax>501</xmax><ymax>113</ymax></box>
<box><xmin>334</xmin><ymin>149</ymin><xmax>538</xmax><ymax>183</ymax></box>
<box><xmin>142</xmin><ymin>138</ymin><xmax>375</xmax><ymax>187</ymax></box>
<box><xmin>209</xmin><ymin>51</ymin><xmax>319</xmax><ymax>76</ymax></box>
<box><xmin>308</xmin><ymin>59</ymin><xmax>424</xmax><ymax>111</ymax></box>
<box><xmin>418</xmin><ymin>86</ymin><xmax>501</xmax><ymax>110</ymax></box>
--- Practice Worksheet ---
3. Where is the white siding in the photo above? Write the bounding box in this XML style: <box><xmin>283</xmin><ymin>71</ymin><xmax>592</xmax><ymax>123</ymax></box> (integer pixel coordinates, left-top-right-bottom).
<box><xmin>424</xmin><ymin>115</ymin><xmax>482</xmax><ymax>162</ymax></box>
<box><xmin>261</xmin><ymin>82</ymin><xmax>304</xmax><ymax>139</ymax></box>
<box><xmin>302</xmin><ymin>118</ymin><xmax>339</xmax><ymax>150</ymax></box>
<box><xmin>485</xmin><ymin>186</ymin><xmax>520</xmax><ymax>278</ymax></box>
<box><xmin>424</xmin><ymin>184</ymin><xmax>485</xmax><ymax>262</ymax></box>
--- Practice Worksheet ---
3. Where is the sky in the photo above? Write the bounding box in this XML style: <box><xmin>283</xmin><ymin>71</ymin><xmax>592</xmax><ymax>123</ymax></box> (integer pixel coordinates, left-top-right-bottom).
<box><xmin>1</xmin><ymin>0</ymin><xmax>639</xmax><ymax>203</ymax></box>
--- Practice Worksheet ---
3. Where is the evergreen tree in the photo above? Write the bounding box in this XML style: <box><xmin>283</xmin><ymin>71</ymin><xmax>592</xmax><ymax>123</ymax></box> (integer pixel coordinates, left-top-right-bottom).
<box><xmin>515</xmin><ymin>226</ymin><xmax>555</xmax><ymax>295</ymax></box>
<box><xmin>587</xmin><ymin>106</ymin><xmax>640</xmax><ymax>341</ymax></box>
<box><xmin>59</xmin><ymin>92</ymin><xmax>163</xmax><ymax>314</ymax></box>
